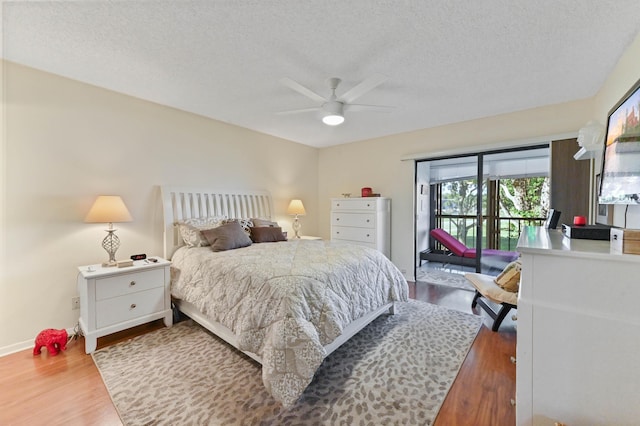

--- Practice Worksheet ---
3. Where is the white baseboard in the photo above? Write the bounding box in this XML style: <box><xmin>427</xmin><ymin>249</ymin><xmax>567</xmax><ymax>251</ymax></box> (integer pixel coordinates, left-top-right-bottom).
<box><xmin>0</xmin><ymin>338</ymin><xmax>33</xmax><ymax>357</ymax></box>
<box><xmin>0</xmin><ymin>326</ymin><xmax>79</xmax><ymax>358</ymax></box>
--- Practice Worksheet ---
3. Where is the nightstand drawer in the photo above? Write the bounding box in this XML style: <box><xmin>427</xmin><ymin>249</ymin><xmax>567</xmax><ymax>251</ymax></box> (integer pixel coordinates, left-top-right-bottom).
<box><xmin>95</xmin><ymin>268</ymin><xmax>165</xmax><ymax>301</ymax></box>
<box><xmin>332</xmin><ymin>226</ymin><xmax>376</xmax><ymax>244</ymax></box>
<box><xmin>331</xmin><ymin>212</ymin><xmax>376</xmax><ymax>228</ymax></box>
<box><xmin>96</xmin><ymin>287</ymin><xmax>165</xmax><ymax>328</ymax></box>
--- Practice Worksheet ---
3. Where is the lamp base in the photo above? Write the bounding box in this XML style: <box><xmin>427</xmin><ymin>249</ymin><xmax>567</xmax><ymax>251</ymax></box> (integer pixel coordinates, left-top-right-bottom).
<box><xmin>102</xmin><ymin>229</ymin><xmax>120</xmax><ymax>267</ymax></box>
<box><xmin>292</xmin><ymin>216</ymin><xmax>302</xmax><ymax>239</ymax></box>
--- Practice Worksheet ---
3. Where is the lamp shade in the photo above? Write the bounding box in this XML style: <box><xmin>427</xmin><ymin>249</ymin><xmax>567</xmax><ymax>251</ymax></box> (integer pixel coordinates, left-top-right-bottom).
<box><xmin>84</xmin><ymin>195</ymin><xmax>133</xmax><ymax>223</ymax></box>
<box><xmin>287</xmin><ymin>199</ymin><xmax>306</xmax><ymax>216</ymax></box>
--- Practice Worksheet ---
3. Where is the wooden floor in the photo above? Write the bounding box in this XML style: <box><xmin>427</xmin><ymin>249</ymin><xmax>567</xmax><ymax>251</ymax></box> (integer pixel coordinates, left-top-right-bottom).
<box><xmin>0</xmin><ymin>282</ymin><xmax>516</xmax><ymax>425</ymax></box>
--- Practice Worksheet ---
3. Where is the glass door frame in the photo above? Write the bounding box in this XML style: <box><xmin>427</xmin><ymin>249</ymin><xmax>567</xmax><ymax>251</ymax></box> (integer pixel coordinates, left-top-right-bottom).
<box><xmin>415</xmin><ymin>143</ymin><xmax>549</xmax><ymax>275</ymax></box>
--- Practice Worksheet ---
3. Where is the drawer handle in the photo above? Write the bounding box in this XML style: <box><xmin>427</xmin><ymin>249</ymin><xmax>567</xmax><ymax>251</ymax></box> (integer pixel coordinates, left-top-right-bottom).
<box><xmin>336</xmin><ymin>231</ymin><xmax>340</xmax><ymax>234</ymax></box>
<box><xmin>130</xmin><ymin>281</ymin><xmax>136</xmax><ymax>286</ymax></box>
<box><xmin>366</xmin><ymin>234</ymin><xmax>370</xmax><ymax>237</ymax></box>
<box><xmin>366</xmin><ymin>219</ymin><xmax>370</xmax><ymax>223</ymax></box>
<box><xmin>130</xmin><ymin>303</ymin><xmax>137</xmax><ymax>309</ymax></box>
<box><xmin>336</xmin><ymin>203</ymin><xmax>340</xmax><ymax>207</ymax></box>
<box><xmin>367</xmin><ymin>204</ymin><xmax>371</xmax><ymax>207</ymax></box>
<box><xmin>336</xmin><ymin>218</ymin><xmax>340</xmax><ymax>221</ymax></box>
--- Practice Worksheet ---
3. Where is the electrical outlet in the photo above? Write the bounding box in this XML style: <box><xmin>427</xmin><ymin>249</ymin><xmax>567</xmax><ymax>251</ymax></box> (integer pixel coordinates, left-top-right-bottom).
<box><xmin>72</xmin><ymin>297</ymin><xmax>80</xmax><ymax>310</ymax></box>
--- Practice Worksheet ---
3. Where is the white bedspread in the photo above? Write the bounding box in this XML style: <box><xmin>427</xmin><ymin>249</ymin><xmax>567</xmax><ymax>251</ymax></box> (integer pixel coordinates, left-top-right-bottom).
<box><xmin>170</xmin><ymin>239</ymin><xmax>408</xmax><ymax>406</ymax></box>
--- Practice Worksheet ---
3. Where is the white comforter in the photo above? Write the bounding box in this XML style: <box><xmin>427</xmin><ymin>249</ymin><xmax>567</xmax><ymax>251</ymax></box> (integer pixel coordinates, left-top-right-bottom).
<box><xmin>170</xmin><ymin>239</ymin><xmax>408</xmax><ymax>406</ymax></box>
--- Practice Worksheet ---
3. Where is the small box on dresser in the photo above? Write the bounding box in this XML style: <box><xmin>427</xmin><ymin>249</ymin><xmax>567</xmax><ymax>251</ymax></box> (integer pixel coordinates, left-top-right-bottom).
<box><xmin>77</xmin><ymin>258</ymin><xmax>172</xmax><ymax>354</ymax></box>
<box><xmin>330</xmin><ymin>197</ymin><xmax>390</xmax><ymax>257</ymax></box>
<box><xmin>610</xmin><ymin>228</ymin><xmax>640</xmax><ymax>254</ymax></box>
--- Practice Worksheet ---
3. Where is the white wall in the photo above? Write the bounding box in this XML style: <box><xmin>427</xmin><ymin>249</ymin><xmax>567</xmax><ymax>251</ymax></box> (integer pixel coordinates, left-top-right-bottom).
<box><xmin>0</xmin><ymin>61</ymin><xmax>319</xmax><ymax>354</ymax></box>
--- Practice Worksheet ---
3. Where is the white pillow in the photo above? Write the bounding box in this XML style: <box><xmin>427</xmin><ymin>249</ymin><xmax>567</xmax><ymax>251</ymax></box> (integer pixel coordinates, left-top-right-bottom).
<box><xmin>221</xmin><ymin>218</ymin><xmax>254</xmax><ymax>235</ymax></box>
<box><xmin>177</xmin><ymin>216</ymin><xmax>226</xmax><ymax>247</ymax></box>
<box><xmin>252</xmin><ymin>218</ymin><xmax>279</xmax><ymax>227</ymax></box>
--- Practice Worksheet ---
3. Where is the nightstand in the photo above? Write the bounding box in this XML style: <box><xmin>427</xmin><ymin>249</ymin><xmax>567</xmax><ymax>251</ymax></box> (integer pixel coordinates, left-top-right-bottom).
<box><xmin>77</xmin><ymin>258</ymin><xmax>172</xmax><ymax>354</ymax></box>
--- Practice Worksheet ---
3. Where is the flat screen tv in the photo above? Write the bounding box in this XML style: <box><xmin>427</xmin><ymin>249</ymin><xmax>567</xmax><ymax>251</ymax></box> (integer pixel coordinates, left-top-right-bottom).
<box><xmin>599</xmin><ymin>77</ymin><xmax>640</xmax><ymax>204</ymax></box>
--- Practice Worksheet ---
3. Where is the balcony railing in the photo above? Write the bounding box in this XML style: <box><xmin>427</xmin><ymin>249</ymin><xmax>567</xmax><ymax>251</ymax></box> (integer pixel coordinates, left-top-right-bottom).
<box><xmin>435</xmin><ymin>214</ymin><xmax>546</xmax><ymax>251</ymax></box>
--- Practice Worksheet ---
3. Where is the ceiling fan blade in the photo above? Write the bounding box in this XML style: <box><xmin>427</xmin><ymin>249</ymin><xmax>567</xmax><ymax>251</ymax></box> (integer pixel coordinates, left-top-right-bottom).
<box><xmin>280</xmin><ymin>78</ymin><xmax>327</xmax><ymax>103</ymax></box>
<box><xmin>345</xmin><ymin>104</ymin><xmax>394</xmax><ymax>112</ymax></box>
<box><xmin>276</xmin><ymin>106</ymin><xmax>321</xmax><ymax>115</ymax></box>
<box><xmin>340</xmin><ymin>74</ymin><xmax>388</xmax><ymax>104</ymax></box>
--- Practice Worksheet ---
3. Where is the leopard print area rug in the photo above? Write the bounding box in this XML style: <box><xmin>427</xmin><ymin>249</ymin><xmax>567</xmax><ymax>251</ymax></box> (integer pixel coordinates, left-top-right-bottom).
<box><xmin>92</xmin><ymin>300</ymin><xmax>481</xmax><ymax>425</ymax></box>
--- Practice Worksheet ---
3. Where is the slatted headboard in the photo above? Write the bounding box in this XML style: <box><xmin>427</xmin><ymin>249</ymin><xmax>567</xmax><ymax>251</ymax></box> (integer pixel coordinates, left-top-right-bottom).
<box><xmin>160</xmin><ymin>186</ymin><xmax>274</xmax><ymax>259</ymax></box>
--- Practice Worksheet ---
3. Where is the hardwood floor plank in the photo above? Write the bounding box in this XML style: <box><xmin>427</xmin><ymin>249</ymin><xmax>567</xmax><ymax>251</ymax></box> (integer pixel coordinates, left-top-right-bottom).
<box><xmin>1</xmin><ymin>283</ymin><xmax>516</xmax><ymax>425</ymax></box>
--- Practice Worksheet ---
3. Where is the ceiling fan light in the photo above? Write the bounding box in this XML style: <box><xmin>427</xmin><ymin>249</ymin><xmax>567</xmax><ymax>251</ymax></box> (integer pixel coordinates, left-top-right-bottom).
<box><xmin>322</xmin><ymin>114</ymin><xmax>345</xmax><ymax>126</ymax></box>
<box><xmin>322</xmin><ymin>101</ymin><xmax>344</xmax><ymax>126</ymax></box>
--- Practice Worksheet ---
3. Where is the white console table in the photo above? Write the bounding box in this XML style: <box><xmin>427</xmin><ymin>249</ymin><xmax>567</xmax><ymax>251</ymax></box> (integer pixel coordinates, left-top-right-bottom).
<box><xmin>516</xmin><ymin>226</ymin><xmax>640</xmax><ymax>425</ymax></box>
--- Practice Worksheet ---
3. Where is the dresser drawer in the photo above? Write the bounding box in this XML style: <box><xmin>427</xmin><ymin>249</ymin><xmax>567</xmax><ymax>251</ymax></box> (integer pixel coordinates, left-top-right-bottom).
<box><xmin>95</xmin><ymin>268</ymin><xmax>165</xmax><ymax>301</ymax></box>
<box><xmin>332</xmin><ymin>226</ymin><xmax>376</xmax><ymax>244</ymax></box>
<box><xmin>331</xmin><ymin>199</ymin><xmax>379</xmax><ymax>211</ymax></box>
<box><xmin>331</xmin><ymin>212</ymin><xmax>376</xmax><ymax>228</ymax></box>
<box><xmin>96</xmin><ymin>287</ymin><xmax>165</xmax><ymax>328</ymax></box>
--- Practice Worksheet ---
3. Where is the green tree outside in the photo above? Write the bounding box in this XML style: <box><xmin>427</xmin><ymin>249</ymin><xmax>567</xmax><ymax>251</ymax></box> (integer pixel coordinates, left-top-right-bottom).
<box><xmin>439</xmin><ymin>177</ymin><xmax>548</xmax><ymax>249</ymax></box>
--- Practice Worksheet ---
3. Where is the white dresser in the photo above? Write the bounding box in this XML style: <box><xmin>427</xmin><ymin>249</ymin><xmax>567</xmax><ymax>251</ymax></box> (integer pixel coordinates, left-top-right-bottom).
<box><xmin>516</xmin><ymin>227</ymin><xmax>640</xmax><ymax>425</ymax></box>
<box><xmin>330</xmin><ymin>197</ymin><xmax>390</xmax><ymax>257</ymax></box>
<box><xmin>77</xmin><ymin>258</ymin><xmax>172</xmax><ymax>353</ymax></box>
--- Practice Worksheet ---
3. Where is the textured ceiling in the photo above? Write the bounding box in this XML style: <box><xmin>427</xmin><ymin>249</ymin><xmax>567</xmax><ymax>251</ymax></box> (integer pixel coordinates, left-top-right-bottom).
<box><xmin>2</xmin><ymin>1</ymin><xmax>640</xmax><ymax>148</ymax></box>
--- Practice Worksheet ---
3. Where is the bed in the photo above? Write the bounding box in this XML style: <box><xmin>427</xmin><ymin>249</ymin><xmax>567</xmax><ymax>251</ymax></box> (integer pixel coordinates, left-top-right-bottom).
<box><xmin>161</xmin><ymin>186</ymin><xmax>409</xmax><ymax>406</ymax></box>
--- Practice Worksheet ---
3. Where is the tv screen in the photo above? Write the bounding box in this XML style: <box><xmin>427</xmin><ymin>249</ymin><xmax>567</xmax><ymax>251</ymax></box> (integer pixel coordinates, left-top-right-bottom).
<box><xmin>599</xmin><ymin>77</ymin><xmax>640</xmax><ymax>204</ymax></box>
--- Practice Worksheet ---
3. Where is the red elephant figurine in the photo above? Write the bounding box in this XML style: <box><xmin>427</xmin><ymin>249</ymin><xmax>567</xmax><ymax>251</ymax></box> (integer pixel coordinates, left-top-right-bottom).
<box><xmin>33</xmin><ymin>328</ymin><xmax>68</xmax><ymax>356</ymax></box>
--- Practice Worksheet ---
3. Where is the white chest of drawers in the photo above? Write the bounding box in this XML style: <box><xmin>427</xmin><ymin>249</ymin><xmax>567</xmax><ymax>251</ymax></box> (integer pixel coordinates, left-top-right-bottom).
<box><xmin>77</xmin><ymin>258</ymin><xmax>172</xmax><ymax>353</ymax></box>
<box><xmin>330</xmin><ymin>197</ymin><xmax>391</xmax><ymax>257</ymax></box>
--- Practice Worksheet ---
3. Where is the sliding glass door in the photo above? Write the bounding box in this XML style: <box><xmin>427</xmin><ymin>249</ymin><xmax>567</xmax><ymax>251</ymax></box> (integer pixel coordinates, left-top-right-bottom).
<box><xmin>415</xmin><ymin>145</ymin><xmax>550</xmax><ymax>276</ymax></box>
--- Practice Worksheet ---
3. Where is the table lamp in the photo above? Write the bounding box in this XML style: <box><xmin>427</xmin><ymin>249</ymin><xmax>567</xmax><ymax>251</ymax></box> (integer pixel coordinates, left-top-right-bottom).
<box><xmin>287</xmin><ymin>199</ymin><xmax>306</xmax><ymax>239</ymax></box>
<box><xmin>84</xmin><ymin>195</ymin><xmax>133</xmax><ymax>266</ymax></box>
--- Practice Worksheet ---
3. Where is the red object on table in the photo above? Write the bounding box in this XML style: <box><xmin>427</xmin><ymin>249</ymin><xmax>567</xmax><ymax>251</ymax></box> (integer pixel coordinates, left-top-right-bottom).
<box><xmin>573</xmin><ymin>215</ymin><xmax>587</xmax><ymax>226</ymax></box>
<box><xmin>361</xmin><ymin>187</ymin><xmax>372</xmax><ymax>197</ymax></box>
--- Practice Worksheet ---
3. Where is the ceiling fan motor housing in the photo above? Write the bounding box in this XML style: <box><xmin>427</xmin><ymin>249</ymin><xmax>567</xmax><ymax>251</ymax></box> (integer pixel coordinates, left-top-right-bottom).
<box><xmin>323</xmin><ymin>100</ymin><xmax>344</xmax><ymax>116</ymax></box>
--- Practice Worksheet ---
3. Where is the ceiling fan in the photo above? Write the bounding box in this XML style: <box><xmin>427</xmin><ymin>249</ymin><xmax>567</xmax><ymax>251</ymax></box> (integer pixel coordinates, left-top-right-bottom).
<box><xmin>277</xmin><ymin>74</ymin><xmax>393</xmax><ymax>126</ymax></box>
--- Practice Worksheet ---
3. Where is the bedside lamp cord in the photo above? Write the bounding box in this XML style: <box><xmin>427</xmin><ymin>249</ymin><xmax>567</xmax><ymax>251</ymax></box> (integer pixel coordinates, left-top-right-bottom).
<box><xmin>68</xmin><ymin>272</ymin><xmax>85</xmax><ymax>343</ymax></box>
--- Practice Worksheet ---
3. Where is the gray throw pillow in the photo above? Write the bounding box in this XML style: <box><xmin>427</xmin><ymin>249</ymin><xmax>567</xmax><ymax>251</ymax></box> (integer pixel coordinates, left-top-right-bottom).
<box><xmin>202</xmin><ymin>221</ymin><xmax>252</xmax><ymax>252</ymax></box>
<box><xmin>250</xmin><ymin>226</ymin><xmax>287</xmax><ymax>243</ymax></box>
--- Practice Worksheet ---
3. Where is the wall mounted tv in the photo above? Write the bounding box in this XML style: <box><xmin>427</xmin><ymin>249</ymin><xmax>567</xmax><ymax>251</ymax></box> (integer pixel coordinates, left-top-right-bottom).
<box><xmin>599</xmin><ymin>77</ymin><xmax>640</xmax><ymax>204</ymax></box>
